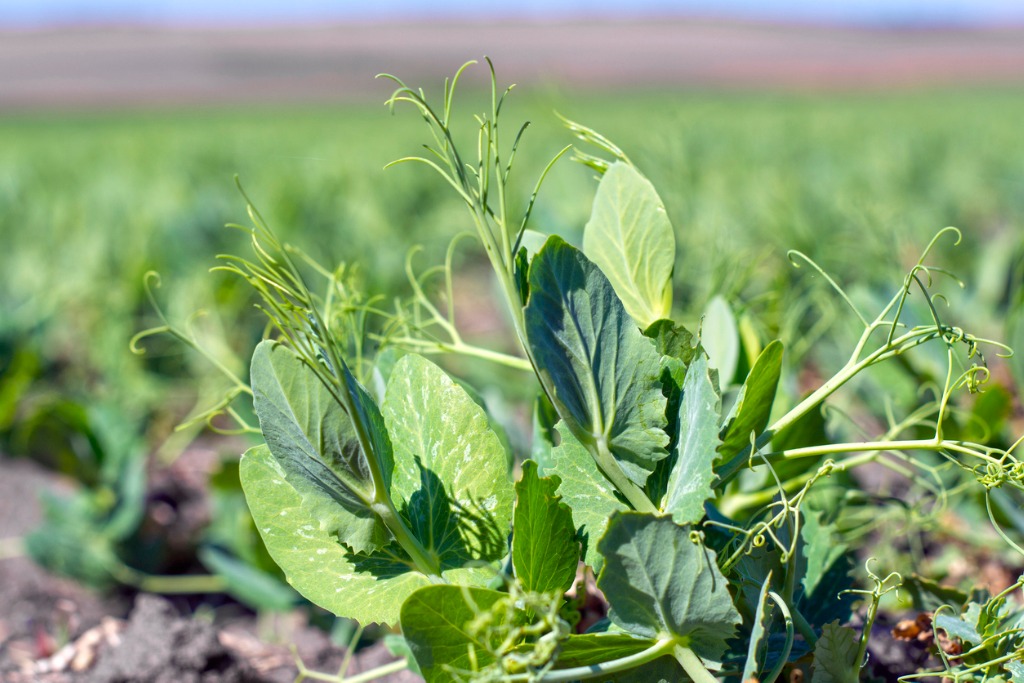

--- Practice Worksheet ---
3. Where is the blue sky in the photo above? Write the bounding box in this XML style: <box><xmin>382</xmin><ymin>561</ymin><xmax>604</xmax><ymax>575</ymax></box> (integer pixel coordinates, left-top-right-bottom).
<box><xmin>3</xmin><ymin>0</ymin><xmax>1024</xmax><ymax>26</ymax></box>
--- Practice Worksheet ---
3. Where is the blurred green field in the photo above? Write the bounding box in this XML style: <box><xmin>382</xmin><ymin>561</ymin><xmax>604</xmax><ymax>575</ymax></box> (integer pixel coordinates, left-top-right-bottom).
<box><xmin>1</xmin><ymin>88</ymin><xmax>1023</xmax><ymax>587</ymax></box>
<box><xmin>4</xmin><ymin>90</ymin><xmax>1023</xmax><ymax>428</ymax></box>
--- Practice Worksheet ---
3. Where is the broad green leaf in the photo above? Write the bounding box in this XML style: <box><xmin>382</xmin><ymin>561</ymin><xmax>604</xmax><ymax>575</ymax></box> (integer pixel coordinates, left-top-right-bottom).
<box><xmin>383</xmin><ymin>353</ymin><xmax>512</xmax><ymax>567</ymax></box>
<box><xmin>798</xmin><ymin>510</ymin><xmax>856</xmax><ymax>629</ymax></box>
<box><xmin>240</xmin><ymin>445</ymin><xmax>430</xmax><ymax>625</ymax></box>
<box><xmin>597</xmin><ymin>512</ymin><xmax>741</xmax><ymax>667</ymax></box>
<box><xmin>250</xmin><ymin>340</ymin><xmax>388</xmax><ymax>554</ymax></box>
<box><xmin>525</xmin><ymin>235</ymin><xmax>669</xmax><ymax>487</ymax></box>
<box><xmin>701</xmin><ymin>295</ymin><xmax>738</xmax><ymax>385</ymax></box>
<box><xmin>583</xmin><ymin>161</ymin><xmax>674</xmax><ymax>328</ymax></box>
<box><xmin>550</xmin><ymin>423</ymin><xmax>627</xmax><ymax>571</ymax></box>
<box><xmin>741</xmin><ymin>570</ymin><xmax>774</xmax><ymax>682</ymax></box>
<box><xmin>718</xmin><ymin>340</ymin><xmax>783</xmax><ymax>461</ymax></box>
<box><xmin>935</xmin><ymin>605</ymin><xmax>984</xmax><ymax>645</ymax></box>
<box><xmin>243</xmin><ymin>353</ymin><xmax>513</xmax><ymax>626</ymax></box>
<box><xmin>662</xmin><ymin>354</ymin><xmax>722</xmax><ymax>524</ymax></box>
<box><xmin>811</xmin><ymin>621</ymin><xmax>860</xmax><ymax>683</ymax></box>
<box><xmin>592</xmin><ymin>656</ymin><xmax>685</xmax><ymax>683</ymax></box>
<box><xmin>1006</xmin><ymin>659</ymin><xmax>1024</xmax><ymax>682</ymax></box>
<box><xmin>512</xmin><ymin>461</ymin><xmax>580</xmax><ymax>594</ymax></box>
<box><xmin>400</xmin><ymin>585</ymin><xmax>507</xmax><ymax>683</ymax></box>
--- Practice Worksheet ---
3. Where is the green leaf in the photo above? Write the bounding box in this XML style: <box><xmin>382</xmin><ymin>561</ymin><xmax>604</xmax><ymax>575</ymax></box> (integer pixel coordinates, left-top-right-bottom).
<box><xmin>801</xmin><ymin>510</ymin><xmax>849</xmax><ymax>600</ymax></box>
<box><xmin>1006</xmin><ymin>658</ymin><xmax>1024</xmax><ymax>682</ymax></box>
<box><xmin>582</xmin><ymin>161</ymin><xmax>674</xmax><ymax>329</ymax></box>
<box><xmin>592</xmin><ymin>656</ymin><xmax>686</xmax><ymax>683</ymax></box>
<box><xmin>240</xmin><ymin>445</ymin><xmax>430</xmax><ymax>625</ymax></box>
<box><xmin>512</xmin><ymin>461</ymin><xmax>580</xmax><ymax>594</ymax></box>
<box><xmin>242</xmin><ymin>354</ymin><xmax>513</xmax><ymax>626</ymax></box>
<box><xmin>250</xmin><ymin>340</ymin><xmax>389</xmax><ymax>554</ymax></box>
<box><xmin>901</xmin><ymin>574</ymin><xmax>971</xmax><ymax>613</ymax></box>
<box><xmin>811</xmin><ymin>621</ymin><xmax>860</xmax><ymax>683</ymax></box>
<box><xmin>644</xmin><ymin>319</ymin><xmax>698</xmax><ymax>368</ymax></box>
<box><xmin>383</xmin><ymin>353</ymin><xmax>513</xmax><ymax>567</ymax></box>
<box><xmin>718</xmin><ymin>340</ymin><xmax>783</xmax><ymax>462</ymax></box>
<box><xmin>525</xmin><ymin>235</ymin><xmax>669</xmax><ymax>487</ymax></box>
<box><xmin>701</xmin><ymin>296</ymin><xmax>738</xmax><ymax>385</ymax></box>
<box><xmin>550</xmin><ymin>423</ymin><xmax>628</xmax><ymax>571</ymax></box>
<box><xmin>531</xmin><ymin>392</ymin><xmax>559</xmax><ymax>474</ymax></box>
<box><xmin>661</xmin><ymin>354</ymin><xmax>722</xmax><ymax>524</ymax></box>
<box><xmin>741</xmin><ymin>571</ymin><xmax>774</xmax><ymax>682</ymax></box>
<box><xmin>596</xmin><ymin>512</ymin><xmax>741</xmax><ymax>667</ymax></box>
<box><xmin>400</xmin><ymin>585</ymin><xmax>507</xmax><ymax>683</ymax></box>
<box><xmin>540</xmin><ymin>633</ymin><xmax>657</xmax><ymax>668</ymax></box>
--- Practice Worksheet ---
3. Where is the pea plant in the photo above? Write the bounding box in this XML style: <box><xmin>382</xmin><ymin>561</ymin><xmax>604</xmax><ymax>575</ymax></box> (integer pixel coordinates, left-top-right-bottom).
<box><xmin>185</xmin><ymin>62</ymin><xmax>1024</xmax><ymax>681</ymax></box>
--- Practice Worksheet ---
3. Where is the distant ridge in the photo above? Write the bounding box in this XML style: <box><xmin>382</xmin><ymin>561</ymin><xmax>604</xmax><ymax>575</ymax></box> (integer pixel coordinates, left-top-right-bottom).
<box><xmin>2</xmin><ymin>19</ymin><xmax>1023</xmax><ymax>110</ymax></box>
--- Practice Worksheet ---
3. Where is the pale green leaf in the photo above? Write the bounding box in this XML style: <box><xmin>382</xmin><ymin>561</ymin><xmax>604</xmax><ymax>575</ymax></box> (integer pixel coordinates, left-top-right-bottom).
<box><xmin>383</xmin><ymin>353</ymin><xmax>513</xmax><ymax>567</ymax></box>
<box><xmin>811</xmin><ymin>621</ymin><xmax>861</xmax><ymax>683</ymax></box>
<box><xmin>525</xmin><ymin>235</ymin><xmax>669</xmax><ymax>487</ymax></box>
<box><xmin>250</xmin><ymin>340</ymin><xmax>389</xmax><ymax>554</ymax></box>
<box><xmin>701</xmin><ymin>296</ymin><xmax>739</xmax><ymax>385</ymax></box>
<box><xmin>400</xmin><ymin>585</ymin><xmax>507</xmax><ymax>683</ymax></box>
<box><xmin>1006</xmin><ymin>658</ymin><xmax>1024</xmax><ymax>682</ymax></box>
<box><xmin>597</xmin><ymin>512</ymin><xmax>741</xmax><ymax>667</ymax></box>
<box><xmin>550</xmin><ymin>423</ymin><xmax>627</xmax><ymax>572</ymax></box>
<box><xmin>662</xmin><ymin>354</ymin><xmax>722</xmax><ymax>524</ymax></box>
<box><xmin>512</xmin><ymin>460</ymin><xmax>580</xmax><ymax>594</ymax></box>
<box><xmin>718</xmin><ymin>340</ymin><xmax>783</xmax><ymax>461</ymax></box>
<box><xmin>240</xmin><ymin>445</ymin><xmax>430</xmax><ymax>626</ymax></box>
<box><xmin>583</xmin><ymin>161</ymin><xmax>674</xmax><ymax>328</ymax></box>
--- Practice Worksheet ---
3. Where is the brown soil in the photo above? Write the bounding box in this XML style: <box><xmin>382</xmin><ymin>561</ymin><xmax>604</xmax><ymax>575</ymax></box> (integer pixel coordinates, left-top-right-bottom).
<box><xmin>0</xmin><ymin>455</ymin><xmax>421</xmax><ymax>682</ymax></box>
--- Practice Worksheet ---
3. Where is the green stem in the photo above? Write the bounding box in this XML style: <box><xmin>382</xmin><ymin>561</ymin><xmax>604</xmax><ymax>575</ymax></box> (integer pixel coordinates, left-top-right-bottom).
<box><xmin>372</xmin><ymin>499</ymin><xmax>442</xmax><ymax>578</ymax></box>
<box><xmin>790</xmin><ymin>605</ymin><xmax>819</xmax><ymax>649</ymax></box>
<box><xmin>108</xmin><ymin>562</ymin><xmax>227</xmax><ymax>594</ymax></box>
<box><xmin>298</xmin><ymin>658</ymin><xmax>408</xmax><ymax>683</ymax></box>
<box><xmin>505</xmin><ymin>638</ymin><xmax>676</xmax><ymax>682</ymax></box>
<box><xmin>594</xmin><ymin>438</ymin><xmax>658</xmax><ymax>514</ymax></box>
<box><xmin>673</xmin><ymin>645</ymin><xmax>719</xmax><ymax>683</ymax></box>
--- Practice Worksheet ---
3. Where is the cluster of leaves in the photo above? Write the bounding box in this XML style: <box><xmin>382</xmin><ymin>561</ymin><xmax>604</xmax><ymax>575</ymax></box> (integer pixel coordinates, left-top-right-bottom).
<box><xmin>184</xmin><ymin>62</ymin><xmax>1024</xmax><ymax>681</ymax></box>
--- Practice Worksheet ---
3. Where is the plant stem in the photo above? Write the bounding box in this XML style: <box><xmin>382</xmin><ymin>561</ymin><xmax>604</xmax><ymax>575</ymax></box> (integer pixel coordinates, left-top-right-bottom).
<box><xmin>108</xmin><ymin>562</ymin><xmax>227</xmax><ymax>594</ymax></box>
<box><xmin>673</xmin><ymin>645</ymin><xmax>719</xmax><ymax>683</ymax></box>
<box><xmin>594</xmin><ymin>438</ymin><xmax>658</xmax><ymax>514</ymax></box>
<box><xmin>371</xmin><ymin>500</ymin><xmax>442</xmax><ymax>578</ymax></box>
<box><xmin>504</xmin><ymin>638</ymin><xmax>677</xmax><ymax>682</ymax></box>
<box><xmin>297</xmin><ymin>658</ymin><xmax>409</xmax><ymax>683</ymax></box>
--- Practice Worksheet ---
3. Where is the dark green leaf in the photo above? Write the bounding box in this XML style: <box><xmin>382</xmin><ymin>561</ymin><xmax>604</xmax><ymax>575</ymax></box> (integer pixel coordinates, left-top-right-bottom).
<box><xmin>550</xmin><ymin>423</ymin><xmax>627</xmax><ymax>571</ymax></box>
<box><xmin>644</xmin><ymin>319</ymin><xmax>698</xmax><ymax>368</ymax></box>
<box><xmin>597</xmin><ymin>512</ymin><xmax>741</xmax><ymax>667</ymax></box>
<box><xmin>811</xmin><ymin>621</ymin><xmax>860</xmax><ymax>683</ymax></box>
<box><xmin>741</xmin><ymin>571</ymin><xmax>774</xmax><ymax>682</ymax></box>
<box><xmin>400</xmin><ymin>585</ymin><xmax>507</xmax><ymax>683</ymax></box>
<box><xmin>661</xmin><ymin>354</ymin><xmax>722</xmax><ymax>524</ymax></box>
<box><xmin>582</xmin><ymin>161</ymin><xmax>674</xmax><ymax>328</ymax></box>
<box><xmin>538</xmin><ymin>633</ymin><xmax>656</xmax><ymax>668</ymax></box>
<box><xmin>251</xmin><ymin>340</ymin><xmax>388</xmax><ymax>554</ymax></box>
<box><xmin>525</xmin><ymin>235</ymin><xmax>669</xmax><ymax>487</ymax></box>
<box><xmin>512</xmin><ymin>461</ymin><xmax>580</xmax><ymax>594</ymax></box>
<box><xmin>901</xmin><ymin>574</ymin><xmax>971</xmax><ymax>613</ymax></box>
<box><xmin>718</xmin><ymin>340</ymin><xmax>783</xmax><ymax>462</ymax></box>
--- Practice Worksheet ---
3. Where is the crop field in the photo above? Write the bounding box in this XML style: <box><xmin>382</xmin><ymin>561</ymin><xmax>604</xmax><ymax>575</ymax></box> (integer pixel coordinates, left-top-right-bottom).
<box><xmin>2</xmin><ymin>80</ymin><xmax>1024</xmax><ymax>681</ymax></box>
